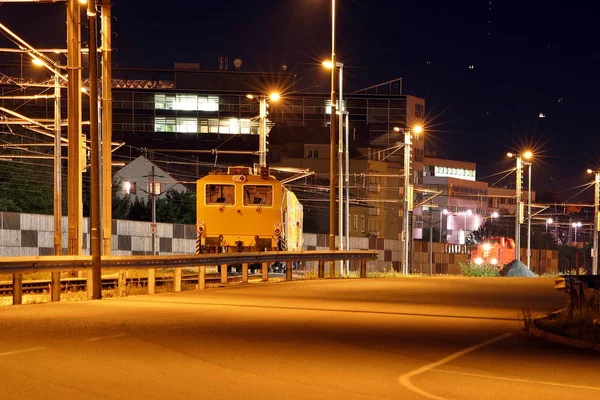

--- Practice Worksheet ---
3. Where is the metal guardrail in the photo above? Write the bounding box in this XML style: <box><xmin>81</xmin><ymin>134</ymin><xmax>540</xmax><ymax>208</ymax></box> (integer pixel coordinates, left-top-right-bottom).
<box><xmin>1</xmin><ymin>250</ymin><xmax>379</xmax><ymax>305</ymax></box>
<box><xmin>0</xmin><ymin>250</ymin><xmax>378</xmax><ymax>274</ymax></box>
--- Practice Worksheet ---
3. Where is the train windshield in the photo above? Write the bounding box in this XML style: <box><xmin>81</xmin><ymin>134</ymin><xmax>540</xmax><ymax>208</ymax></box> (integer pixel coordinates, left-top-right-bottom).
<box><xmin>206</xmin><ymin>184</ymin><xmax>235</xmax><ymax>205</ymax></box>
<box><xmin>243</xmin><ymin>185</ymin><xmax>273</xmax><ymax>206</ymax></box>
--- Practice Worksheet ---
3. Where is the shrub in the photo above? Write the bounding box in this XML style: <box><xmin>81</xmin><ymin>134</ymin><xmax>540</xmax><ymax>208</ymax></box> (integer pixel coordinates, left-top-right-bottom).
<box><xmin>459</xmin><ymin>261</ymin><xmax>500</xmax><ymax>277</ymax></box>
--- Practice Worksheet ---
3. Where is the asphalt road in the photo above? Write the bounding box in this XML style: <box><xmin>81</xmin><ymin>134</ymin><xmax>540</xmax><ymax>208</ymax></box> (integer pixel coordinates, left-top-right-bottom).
<box><xmin>1</xmin><ymin>277</ymin><xmax>598</xmax><ymax>400</ymax></box>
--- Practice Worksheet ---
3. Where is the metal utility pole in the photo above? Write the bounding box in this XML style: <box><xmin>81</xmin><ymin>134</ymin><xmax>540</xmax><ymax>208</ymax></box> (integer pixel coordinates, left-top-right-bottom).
<box><xmin>67</xmin><ymin>0</ymin><xmax>83</xmax><ymax>258</ymax></box>
<box><xmin>514</xmin><ymin>155</ymin><xmax>522</xmax><ymax>263</ymax></box>
<box><xmin>51</xmin><ymin>69</ymin><xmax>62</xmax><ymax>302</ymax></box>
<box><xmin>101</xmin><ymin>0</ymin><xmax>113</xmax><ymax>257</ymax></box>
<box><xmin>87</xmin><ymin>0</ymin><xmax>102</xmax><ymax>300</ymax></box>
<box><xmin>344</xmin><ymin>116</ymin><xmax>350</xmax><ymax>275</ymax></box>
<box><xmin>329</xmin><ymin>0</ymin><xmax>337</xmax><ymax>278</ymax></box>
<box><xmin>402</xmin><ymin>130</ymin><xmax>412</xmax><ymax>275</ymax></box>
<box><xmin>337</xmin><ymin>63</ymin><xmax>344</xmax><ymax>276</ymax></box>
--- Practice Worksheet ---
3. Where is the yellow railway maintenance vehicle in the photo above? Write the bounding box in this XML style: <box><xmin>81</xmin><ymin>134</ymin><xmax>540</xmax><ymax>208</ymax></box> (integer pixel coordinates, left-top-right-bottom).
<box><xmin>196</xmin><ymin>166</ymin><xmax>303</xmax><ymax>254</ymax></box>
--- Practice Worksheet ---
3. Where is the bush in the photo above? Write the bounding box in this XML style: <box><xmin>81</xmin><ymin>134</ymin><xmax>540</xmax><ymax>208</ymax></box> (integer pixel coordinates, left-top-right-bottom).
<box><xmin>459</xmin><ymin>261</ymin><xmax>500</xmax><ymax>277</ymax></box>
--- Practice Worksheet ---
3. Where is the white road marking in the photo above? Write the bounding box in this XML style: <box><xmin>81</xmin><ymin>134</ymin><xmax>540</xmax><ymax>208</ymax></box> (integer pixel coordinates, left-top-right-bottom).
<box><xmin>398</xmin><ymin>332</ymin><xmax>513</xmax><ymax>400</ymax></box>
<box><xmin>435</xmin><ymin>369</ymin><xmax>600</xmax><ymax>392</ymax></box>
<box><xmin>0</xmin><ymin>347</ymin><xmax>46</xmax><ymax>357</ymax></box>
<box><xmin>85</xmin><ymin>333</ymin><xmax>128</xmax><ymax>342</ymax></box>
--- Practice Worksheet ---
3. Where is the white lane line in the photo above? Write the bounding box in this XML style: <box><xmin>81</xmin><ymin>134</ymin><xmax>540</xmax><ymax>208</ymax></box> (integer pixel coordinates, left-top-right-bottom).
<box><xmin>398</xmin><ymin>332</ymin><xmax>513</xmax><ymax>400</ymax></box>
<box><xmin>0</xmin><ymin>347</ymin><xmax>46</xmax><ymax>357</ymax></box>
<box><xmin>434</xmin><ymin>369</ymin><xmax>600</xmax><ymax>392</ymax></box>
<box><xmin>85</xmin><ymin>333</ymin><xmax>128</xmax><ymax>342</ymax></box>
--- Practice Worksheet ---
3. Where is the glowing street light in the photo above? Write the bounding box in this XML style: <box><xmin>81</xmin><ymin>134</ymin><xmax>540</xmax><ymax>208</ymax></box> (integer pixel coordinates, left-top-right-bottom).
<box><xmin>545</xmin><ymin>218</ymin><xmax>553</xmax><ymax>232</ymax></box>
<box><xmin>397</xmin><ymin>125</ymin><xmax>425</xmax><ymax>274</ymax></box>
<box><xmin>323</xmin><ymin>59</ymin><xmax>347</xmax><ymax>276</ymax></box>
<box><xmin>507</xmin><ymin>150</ymin><xmax>533</xmax><ymax>265</ymax></box>
<box><xmin>587</xmin><ymin>168</ymin><xmax>599</xmax><ymax>274</ymax></box>
<box><xmin>246</xmin><ymin>92</ymin><xmax>280</xmax><ymax>168</ymax></box>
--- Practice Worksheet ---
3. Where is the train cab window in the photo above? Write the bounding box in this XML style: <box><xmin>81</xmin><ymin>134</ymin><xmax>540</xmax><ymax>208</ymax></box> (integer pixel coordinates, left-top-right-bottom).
<box><xmin>243</xmin><ymin>185</ymin><xmax>273</xmax><ymax>206</ymax></box>
<box><xmin>206</xmin><ymin>184</ymin><xmax>235</xmax><ymax>205</ymax></box>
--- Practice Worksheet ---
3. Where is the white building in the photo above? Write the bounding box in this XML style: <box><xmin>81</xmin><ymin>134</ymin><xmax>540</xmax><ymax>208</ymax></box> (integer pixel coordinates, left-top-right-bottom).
<box><xmin>115</xmin><ymin>156</ymin><xmax>187</xmax><ymax>203</ymax></box>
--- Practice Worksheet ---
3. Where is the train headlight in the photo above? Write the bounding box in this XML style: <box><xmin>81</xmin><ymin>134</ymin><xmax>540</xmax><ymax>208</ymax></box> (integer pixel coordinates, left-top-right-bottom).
<box><xmin>490</xmin><ymin>258</ymin><xmax>498</xmax><ymax>265</ymax></box>
<box><xmin>197</xmin><ymin>220</ymin><xmax>205</xmax><ymax>235</ymax></box>
<box><xmin>274</xmin><ymin>222</ymin><xmax>282</xmax><ymax>236</ymax></box>
<box><xmin>482</xmin><ymin>243</ymin><xmax>491</xmax><ymax>251</ymax></box>
<box><xmin>474</xmin><ymin>257</ymin><xmax>483</xmax><ymax>265</ymax></box>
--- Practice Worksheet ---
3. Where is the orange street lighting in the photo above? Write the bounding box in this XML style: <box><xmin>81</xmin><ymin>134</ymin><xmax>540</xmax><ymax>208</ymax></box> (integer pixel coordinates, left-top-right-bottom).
<box><xmin>523</xmin><ymin>150</ymin><xmax>533</xmax><ymax>160</ymax></box>
<box><xmin>413</xmin><ymin>125</ymin><xmax>423</xmax><ymax>134</ymax></box>
<box><xmin>269</xmin><ymin>92</ymin><xmax>280</xmax><ymax>102</ymax></box>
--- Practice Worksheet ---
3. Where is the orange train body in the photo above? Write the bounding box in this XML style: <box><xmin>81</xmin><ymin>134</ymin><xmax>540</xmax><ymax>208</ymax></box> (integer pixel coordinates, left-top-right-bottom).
<box><xmin>196</xmin><ymin>167</ymin><xmax>303</xmax><ymax>253</ymax></box>
<box><xmin>470</xmin><ymin>236</ymin><xmax>516</xmax><ymax>267</ymax></box>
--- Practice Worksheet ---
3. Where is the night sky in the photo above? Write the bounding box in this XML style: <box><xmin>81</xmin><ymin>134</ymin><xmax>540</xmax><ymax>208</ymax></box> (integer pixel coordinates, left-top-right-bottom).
<box><xmin>1</xmin><ymin>0</ymin><xmax>598</xmax><ymax>199</ymax></box>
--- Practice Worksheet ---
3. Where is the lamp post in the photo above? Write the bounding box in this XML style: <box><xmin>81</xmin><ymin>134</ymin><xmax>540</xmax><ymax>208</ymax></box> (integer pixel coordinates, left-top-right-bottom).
<box><xmin>328</xmin><ymin>0</ymin><xmax>337</xmax><ymax>277</ymax></box>
<box><xmin>396</xmin><ymin>125</ymin><xmax>423</xmax><ymax>274</ymax></box>
<box><xmin>323</xmin><ymin>60</ymin><xmax>345</xmax><ymax>276</ymax></box>
<box><xmin>246</xmin><ymin>92</ymin><xmax>279</xmax><ymax>169</ymax></box>
<box><xmin>507</xmin><ymin>150</ymin><xmax>533</xmax><ymax>264</ymax></box>
<box><xmin>587</xmin><ymin>169</ymin><xmax>599</xmax><ymax>275</ymax></box>
<box><xmin>525</xmin><ymin>160</ymin><xmax>532</xmax><ymax>268</ymax></box>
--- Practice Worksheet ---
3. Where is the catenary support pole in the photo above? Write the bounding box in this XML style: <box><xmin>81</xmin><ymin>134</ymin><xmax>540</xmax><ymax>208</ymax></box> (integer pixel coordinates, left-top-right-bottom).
<box><xmin>66</xmin><ymin>0</ymin><xmax>83</xmax><ymax>261</ymax></box>
<box><xmin>51</xmin><ymin>69</ymin><xmax>62</xmax><ymax>302</ymax></box>
<box><xmin>88</xmin><ymin>0</ymin><xmax>102</xmax><ymax>300</ymax></box>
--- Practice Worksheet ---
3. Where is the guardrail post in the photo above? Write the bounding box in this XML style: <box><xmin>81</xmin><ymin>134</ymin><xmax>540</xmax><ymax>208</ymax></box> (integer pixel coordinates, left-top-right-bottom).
<box><xmin>286</xmin><ymin>261</ymin><xmax>293</xmax><ymax>281</ymax></box>
<box><xmin>198</xmin><ymin>266</ymin><xmax>206</xmax><ymax>289</ymax></box>
<box><xmin>220</xmin><ymin>265</ymin><xmax>227</xmax><ymax>284</ymax></box>
<box><xmin>12</xmin><ymin>273</ymin><xmax>22</xmax><ymax>305</ymax></box>
<box><xmin>360</xmin><ymin>259</ymin><xmax>367</xmax><ymax>278</ymax></box>
<box><xmin>174</xmin><ymin>267</ymin><xmax>182</xmax><ymax>292</ymax></box>
<box><xmin>51</xmin><ymin>272</ymin><xmax>61</xmax><ymax>302</ymax></box>
<box><xmin>262</xmin><ymin>262</ymin><xmax>268</xmax><ymax>282</ymax></box>
<box><xmin>242</xmin><ymin>263</ymin><xmax>249</xmax><ymax>283</ymax></box>
<box><xmin>118</xmin><ymin>270</ymin><xmax>126</xmax><ymax>297</ymax></box>
<box><xmin>148</xmin><ymin>268</ymin><xmax>156</xmax><ymax>294</ymax></box>
<box><xmin>329</xmin><ymin>260</ymin><xmax>336</xmax><ymax>278</ymax></box>
<box><xmin>318</xmin><ymin>260</ymin><xmax>325</xmax><ymax>278</ymax></box>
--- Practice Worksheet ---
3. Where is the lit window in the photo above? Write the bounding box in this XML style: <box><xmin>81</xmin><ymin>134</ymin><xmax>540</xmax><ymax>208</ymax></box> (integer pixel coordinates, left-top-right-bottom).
<box><xmin>155</xmin><ymin>117</ymin><xmax>176</xmax><ymax>132</ymax></box>
<box><xmin>177</xmin><ymin>118</ymin><xmax>198</xmax><ymax>133</ymax></box>
<box><xmin>175</xmin><ymin>94</ymin><xmax>198</xmax><ymax>111</ymax></box>
<box><xmin>198</xmin><ymin>96</ymin><xmax>219</xmax><ymax>112</ymax></box>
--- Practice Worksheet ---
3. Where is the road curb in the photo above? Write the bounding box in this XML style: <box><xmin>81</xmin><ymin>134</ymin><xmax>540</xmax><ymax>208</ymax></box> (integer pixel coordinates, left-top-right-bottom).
<box><xmin>527</xmin><ymin>311</ymin><xmax>600</xmax><ymax>353</ymax></box>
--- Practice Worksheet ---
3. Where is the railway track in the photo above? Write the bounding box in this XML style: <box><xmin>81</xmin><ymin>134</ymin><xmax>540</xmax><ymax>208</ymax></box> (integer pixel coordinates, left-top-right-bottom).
<box><xmin>0</xmin><ymin>273</ymin><xmax>277</xmax><ymax>296</ymax></box>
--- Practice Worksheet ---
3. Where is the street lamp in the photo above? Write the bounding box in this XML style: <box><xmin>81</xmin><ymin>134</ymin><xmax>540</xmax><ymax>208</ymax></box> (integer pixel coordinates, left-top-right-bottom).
<box><xmin>587</xmin><ymin>168</ymin><xmax>599</xmax><ymax>274</ymax></box>
<box><xmin>328</xmin><ymin>0</ymin><xmax>338</xmax><ymax>277</ymax></box>
<box><xmin>323</xmin><ymin>60</ymin><xmax>346</xmax><ymax>276</ymax></box>
<box><xmin>507</xmin><ymin>150</ymin><xmax>533</xmax><ymax>264</ymax></box>
<box><xmin>572</xmin><ymin>221</ymin><xmax>582</xmax><ymax>244</ymax></box>
<box><xmin>246</xmin><ymin>92</ymin><xmax>279</xmax><ymax>168</ymax></box>
<box><xmin>395</xmin><ymin>125</ymin><xmax>423</xmax><ymax>274</ymax></box>
<box><xmin>32</xmin><ymin>57</ymin><xmax>63</xmax><ymax>302</ymax></box>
